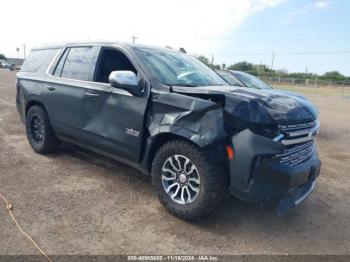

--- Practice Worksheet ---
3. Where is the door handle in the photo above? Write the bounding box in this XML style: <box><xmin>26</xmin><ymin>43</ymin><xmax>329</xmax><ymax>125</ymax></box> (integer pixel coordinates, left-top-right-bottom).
<box><xmin>47</xmin><ymin>86</ymin><xmax>56</xmax><ymax>91</ymax></box>
<box><xmin>84</xmin><ymin>92</ymin><xmax>99</xmax><ymax>97</ymax></box>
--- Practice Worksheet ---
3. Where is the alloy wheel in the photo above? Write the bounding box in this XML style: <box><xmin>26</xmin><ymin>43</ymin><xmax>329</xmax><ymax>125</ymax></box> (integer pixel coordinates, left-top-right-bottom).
<box><xmin>161</xmin><ymin>154</ymin><xmax>200</xmax><ymax>205</ymax></box>
<box><xmin>31</xmin><ymin>115</ymin><xmax>45</xmax><ymax>144</ymax></box>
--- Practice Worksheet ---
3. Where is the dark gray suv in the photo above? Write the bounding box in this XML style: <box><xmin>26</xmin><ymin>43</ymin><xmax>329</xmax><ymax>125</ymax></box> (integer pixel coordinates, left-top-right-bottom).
<box><xmin>16</xmin><ymin>41</ymin><xmax>321</xmax><ymax>219</ymax></box>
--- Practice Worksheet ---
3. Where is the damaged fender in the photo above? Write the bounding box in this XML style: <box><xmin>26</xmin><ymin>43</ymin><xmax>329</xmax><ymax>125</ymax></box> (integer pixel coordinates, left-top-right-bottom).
<box><xmin>147</xmin><ymin>91</ymin><xmax>227</xmax><ymax>148</ymax></box>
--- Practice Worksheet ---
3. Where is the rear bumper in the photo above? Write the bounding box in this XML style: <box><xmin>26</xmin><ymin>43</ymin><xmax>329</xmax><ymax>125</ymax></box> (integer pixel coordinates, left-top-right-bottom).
<box><xmin>228</xmin><ymin>129</ymin><xmax>321</xmax><ymax>211</ymax></box>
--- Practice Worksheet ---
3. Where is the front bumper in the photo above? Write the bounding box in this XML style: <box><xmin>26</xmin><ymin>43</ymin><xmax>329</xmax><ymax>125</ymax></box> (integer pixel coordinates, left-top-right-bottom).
<box><xmin>277</xmin><ymin>180</ymin><xmax>316</xmax><ymax>215</ymax></box>
<box><xmin>228</xmin><ymin>129</ymin><xmax>321</xmax><ymax>212</ymax></box>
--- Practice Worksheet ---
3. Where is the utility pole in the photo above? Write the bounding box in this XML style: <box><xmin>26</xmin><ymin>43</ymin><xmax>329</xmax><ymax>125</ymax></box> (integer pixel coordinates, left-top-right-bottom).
<box><xmin>271</xmin><ymin>50</ymin><xmax>275</xmax><ymax>70</ymax></box>
<box><xmin>211</xmin><ymin>54</ymin><xmax>214</xmax><ymax>65</ymax></box>
<box><xmin>16</xmin><ymin>47</ymin><xmax>20</xmax><ymax>59</ymax></box>
<box><xmin>23</xmin><ymin>44</ymin><xmax>26</xmax><ymax>59</ymax></box>
<box><xmin>131</xmin><ymin>34</ymin><xmax>138</xmax><ymax>44</ymax></box>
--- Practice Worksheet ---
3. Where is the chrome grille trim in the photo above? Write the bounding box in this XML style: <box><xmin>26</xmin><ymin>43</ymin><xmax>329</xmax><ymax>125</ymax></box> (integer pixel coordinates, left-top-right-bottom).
<box><xmin>275</xmin><ymin>141</ymin><xmax>315</xmax><ymax>166</ymax></box>
<box><xmin>278</xmin><ymin>120</ymin><xmax>319</xmax><ymax>131</ymax></box>
<box><xmin>281</xmin><ymin>136</ymin><xmax>313</xmax><ymax>146</ymax></box>
<box><xmin>279</xmin><ymin>120</ymin><xmax>320</xmax><ymax>146</ymax></box>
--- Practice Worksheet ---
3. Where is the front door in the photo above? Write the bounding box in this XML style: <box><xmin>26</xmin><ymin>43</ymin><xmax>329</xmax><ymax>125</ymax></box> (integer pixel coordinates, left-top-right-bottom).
<box><xmin>81</xmin><ymin>47</ymin><xmax>149</xmax><ymax>163</ymax></box>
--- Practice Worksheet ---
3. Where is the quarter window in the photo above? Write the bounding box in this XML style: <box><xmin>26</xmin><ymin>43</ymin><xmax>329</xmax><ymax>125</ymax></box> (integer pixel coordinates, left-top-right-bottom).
<box><xmin>21</xmin><ymin>49</ymin><xmax>58</xmax><ymax>73</ymax></box>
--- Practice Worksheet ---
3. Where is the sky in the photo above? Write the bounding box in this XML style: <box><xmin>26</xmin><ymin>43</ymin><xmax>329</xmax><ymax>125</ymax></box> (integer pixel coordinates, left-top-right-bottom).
<box><xmin>1</xmin><ymin>0</ymin><xmax>349</xmax><ymax>75</ymax></box>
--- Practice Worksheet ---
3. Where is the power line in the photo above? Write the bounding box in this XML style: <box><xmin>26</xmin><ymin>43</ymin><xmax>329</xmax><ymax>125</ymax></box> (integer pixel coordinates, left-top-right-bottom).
<box><xmin>195</xmin><ymin>50</ymin><xmax>350</xmax><ymax>56</ymax></box>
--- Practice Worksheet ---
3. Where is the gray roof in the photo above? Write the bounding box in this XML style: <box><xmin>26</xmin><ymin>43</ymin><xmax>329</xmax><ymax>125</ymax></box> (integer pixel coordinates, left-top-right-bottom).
<box><xmin>32</xmin><ymin>41</ymin><xmax>125</xmax><ymax>50</ymax></box>
<box><xmin>31</xmin><ymin>41</ymin><xmax>182</xmax><ymax>54</ymax></box>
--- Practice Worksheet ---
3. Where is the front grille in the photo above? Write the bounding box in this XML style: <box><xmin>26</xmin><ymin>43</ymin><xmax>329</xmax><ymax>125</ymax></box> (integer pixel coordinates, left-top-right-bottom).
<box><xmin>279</xmin><ymin>119</ymin><xmax>319</xmax><ymax>132</ymax></box>
<box><xmin>278</xmin><ymin>120</ymin><xmax>319</xmax><ymax>146</ymax></box>
<box><xmin>275</xmin><ymin>141</ymin><xmax>314</xmax><ymax>166</ymax></box>
<box><xmin>273</xmin><ymin>120</ymin><xmax>319</xmax><ymax>166</ymax></box>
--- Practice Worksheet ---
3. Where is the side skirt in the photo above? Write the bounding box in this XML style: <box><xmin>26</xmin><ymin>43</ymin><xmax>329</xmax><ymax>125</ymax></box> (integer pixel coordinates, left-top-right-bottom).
<box><xmin>56</xmin><ymin>134</ymin><xmax>150</xmax><ymax>176</ymax></box>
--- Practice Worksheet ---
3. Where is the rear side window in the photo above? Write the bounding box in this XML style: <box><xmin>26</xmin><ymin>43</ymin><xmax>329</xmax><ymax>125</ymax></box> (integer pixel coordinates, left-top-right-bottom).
<box><xmin>21</xmin><ymin>49</ymin><xmax>57</xmax><ymax>73</ymax></box>
<box><xmin>59</xmin><ymin>47</ymin><xmax>99</xmax><ymax>81</ymax></box>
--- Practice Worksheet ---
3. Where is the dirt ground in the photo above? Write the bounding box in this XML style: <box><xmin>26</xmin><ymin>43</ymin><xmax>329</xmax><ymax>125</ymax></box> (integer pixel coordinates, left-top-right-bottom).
<box><xmin>0</xmin><ymin>69</ymin><xmax>349</xmax><ymax>256</ymax></box>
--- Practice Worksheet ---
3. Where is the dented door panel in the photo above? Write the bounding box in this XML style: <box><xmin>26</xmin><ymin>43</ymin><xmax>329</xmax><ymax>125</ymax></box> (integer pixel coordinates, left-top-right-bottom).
<box><xmin>81</xmin><ymin>83</ymin><xmax>149</xmax><ymax>163</ymax></box>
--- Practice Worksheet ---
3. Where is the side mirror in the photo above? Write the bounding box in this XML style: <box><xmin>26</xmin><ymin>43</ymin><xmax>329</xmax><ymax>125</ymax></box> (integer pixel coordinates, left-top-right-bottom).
<box><xmin>109</xmin><ymin>71</ymin><xmax>142</xmax><ymax>96</ymax></box>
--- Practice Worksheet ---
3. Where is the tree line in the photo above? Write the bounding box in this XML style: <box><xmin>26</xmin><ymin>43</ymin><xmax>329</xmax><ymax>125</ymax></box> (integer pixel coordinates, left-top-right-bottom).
<box><xmin>1</xmin><ymin>51</ymin><xmax>348</xmax><ymax>82</ymax></box>
<box><xmin>197</xmin><ymin>55</ymin><xmax>350</xmax><ymax>82</ymax></box>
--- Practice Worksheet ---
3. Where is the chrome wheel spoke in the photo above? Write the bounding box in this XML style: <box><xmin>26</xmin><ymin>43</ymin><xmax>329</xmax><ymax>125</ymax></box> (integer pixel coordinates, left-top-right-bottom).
<box><xmin>180</xmin><ymin>187</ymin><xmax>185</xmax><ymax>203</ymax></box>
<box><xmin>168</xmin><ymin>157</ymin><xmax>180</xmax><ymax>172</ymax></box>
<box><xmin>185</xmin><ymin>187</ymin><xmax>192</xmax><ymax>203</ymax></box>
<box><xmin>188</xmin><ymin>177</ymin><xmax>200</xmax><ymax>184</ymax></box>
<box><xmin>188</xmin><ymin>183</ymin><xmax>199</xmax><ymax>193</ymax></box>
<box><xmin>183</xmin><ymin>158</ymin><xmax>190</xmax><ymax>173</ymax></box>
<box><xmin>165</xmin><ymin>181</ymin><xmax>178</xmax><ymax>193</ymax></box>
<box><xmin>170</xmin><ymin>184</ymin><xmax>180</xmax><ymax>200</ymax></box>
<box><xmin>174</xmin><ymin>155</ymin><xmax>183</xmax><ymax>170</ymax></box>
<box><xmin>185</xmin><ymin>164</ymin><xmax>196</xmax><ymax>176</ymax></box>
<box><xmin>161</xmin><ymin>174</ymin><xmax>176</xmax><ymax>181</ymax></box>
<box><xmin>162</xmin><ymin>167</ymin><xmax>176</xmax><ymax>177</ymax></box>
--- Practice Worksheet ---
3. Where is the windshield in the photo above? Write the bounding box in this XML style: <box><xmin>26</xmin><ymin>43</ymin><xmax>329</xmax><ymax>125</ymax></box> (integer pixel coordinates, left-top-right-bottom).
<box><xmin>233</xmin><ymin>72</ymin><xmax>272</xmax><ymax>89</ymax></box>
<box><xmin>216</xmin><ymin>70</ymin><xmax>244</xmax><ymax>87</ymax></box>
<box><xmin>134</xmin><ymin>47</ymin><xmax>227</xmax><ymax>87</ymax></box>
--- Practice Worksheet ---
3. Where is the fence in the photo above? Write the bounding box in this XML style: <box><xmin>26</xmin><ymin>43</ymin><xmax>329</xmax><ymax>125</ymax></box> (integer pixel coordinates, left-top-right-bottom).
<box><xmin>258</xmin><ymin>76</ymin><xmax>350</xmax><ymax>97</ymax></box>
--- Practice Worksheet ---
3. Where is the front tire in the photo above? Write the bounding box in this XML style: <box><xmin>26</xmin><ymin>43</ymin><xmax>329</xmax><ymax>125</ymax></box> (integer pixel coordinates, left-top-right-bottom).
<box><xmin>26</xmin><ymin>105</ymin><xmax>60</xmax><ymax>154</ymax></box>
<box><xmin>152</xmin><ymin>140</ymin><xmax>228</xmax><ymax>219</ymax></box>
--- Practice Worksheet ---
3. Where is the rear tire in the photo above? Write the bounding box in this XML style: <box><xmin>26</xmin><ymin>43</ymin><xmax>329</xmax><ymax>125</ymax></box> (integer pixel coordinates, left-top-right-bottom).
<box><xmin>152</xmin><ymin>140</ymin><xmax>228</xmax><ymax>219</ymax></box>
<box><xmin>26</xmin><ymin>105</ymin><xmax>60</xmax><ymax>154</ymax></box>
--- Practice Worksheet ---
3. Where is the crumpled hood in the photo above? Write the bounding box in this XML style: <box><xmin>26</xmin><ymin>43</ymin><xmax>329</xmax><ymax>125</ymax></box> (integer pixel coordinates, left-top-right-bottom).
<box><xmin>172</xmin><ymin>85</ymin><xmax>318</xmax><ymax>124</ymax></box>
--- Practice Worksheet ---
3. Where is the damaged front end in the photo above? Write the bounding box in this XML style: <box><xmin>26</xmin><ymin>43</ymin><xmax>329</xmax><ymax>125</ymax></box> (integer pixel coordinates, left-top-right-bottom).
<box><xmin>225</xmin><ymin>91</ymin><xmax>321</xmax><ymax>215</ymax></box>
<box><xmin>228</xmin><ymin>127</ymin><xmax>321</xmax><ymax>215</ymax></box>
<box><xmin>170</xmin><ymin>85</ymin><xmax>321</xmax><ymax>214</ymax></box>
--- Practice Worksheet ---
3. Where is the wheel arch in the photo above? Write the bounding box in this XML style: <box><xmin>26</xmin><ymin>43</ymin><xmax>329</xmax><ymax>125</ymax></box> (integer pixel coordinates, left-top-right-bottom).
<box><xmin>143</xmin><ymin>130</ymin><xmax>228</xmax><ymax>174</ymax></box>
<box><xmin>25</xmin><ymin>100</ymin><xmax>47</xmax><ymax>116</ymax></box>
<box><xmin>144</xmin><ymin>132</ymin><xmax>201</xmax><ymax>173</ymax></box>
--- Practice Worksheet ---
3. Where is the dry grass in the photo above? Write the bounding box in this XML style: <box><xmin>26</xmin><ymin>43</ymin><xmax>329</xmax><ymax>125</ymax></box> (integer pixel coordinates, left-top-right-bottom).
<box><xmin>272</xmin><ymin>84</ymin><xmax>350</xmax><ymax>97</ymax></box>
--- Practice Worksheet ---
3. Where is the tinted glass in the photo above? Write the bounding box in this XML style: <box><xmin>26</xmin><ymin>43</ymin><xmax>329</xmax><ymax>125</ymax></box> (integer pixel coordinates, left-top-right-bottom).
<box><xmin>61</xmin><ymin>47</ymin><xmax>98</xmax><ymax>81</ymax></box>
<box><xmin>216</xmin><ymin>71</ymin><xmax>243</xmax><ymax>86</ymax></box>
<box><xmin>134</xmin><ymin>47</ymin><xmax>227</xmax><ymax>87</ymax></box>
<box><xmin>21</xmin><ymin>49</ymin><xmax>58</xmax><ymax>73</ymax></box>
<box><xmin>233</xmin><ymin>72</ymin><xmax>272</xmax><ymax>89</ymax></box>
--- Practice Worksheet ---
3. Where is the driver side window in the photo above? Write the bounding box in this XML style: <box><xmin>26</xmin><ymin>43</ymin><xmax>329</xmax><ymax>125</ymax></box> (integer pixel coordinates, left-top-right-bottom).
<box><xmin>94</xmin><ymin>48</ymin><xmax>137</xmax><ymax>83</ymax></box>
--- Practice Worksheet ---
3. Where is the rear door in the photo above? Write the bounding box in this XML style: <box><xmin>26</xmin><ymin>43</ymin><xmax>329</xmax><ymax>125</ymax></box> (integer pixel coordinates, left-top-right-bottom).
<box><xmin>80</xmin><ymin>46</ymin><xmax>150</xmax><ymax>163</ymax></box>
<box><xmin>44</xmin><ymin>46</ymin><xmax>100</xmax><ymax>139</ymax></box>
